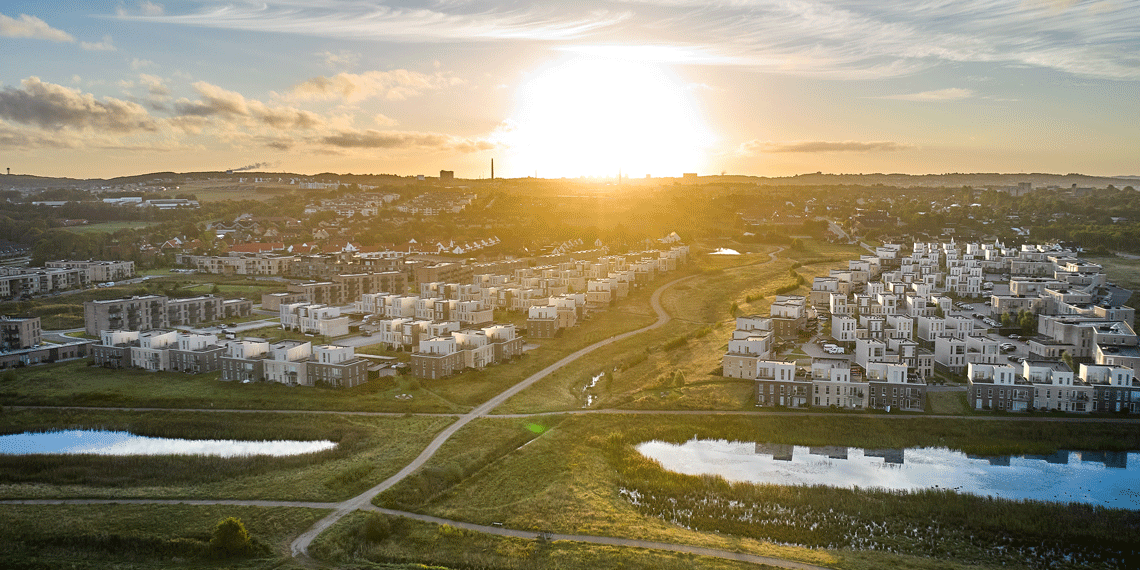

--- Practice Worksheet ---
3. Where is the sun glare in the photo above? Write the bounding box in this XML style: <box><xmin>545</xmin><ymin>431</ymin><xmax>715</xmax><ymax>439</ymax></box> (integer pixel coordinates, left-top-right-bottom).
<box><xmin>500</xmin><ymin>54</ymin><xmax>715</xmax><ymax>179</ymax></box>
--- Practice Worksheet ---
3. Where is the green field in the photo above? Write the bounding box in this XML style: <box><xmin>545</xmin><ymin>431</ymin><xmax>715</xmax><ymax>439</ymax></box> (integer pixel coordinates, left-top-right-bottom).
<box><xmin>0</xmin><ymin>503</ymin><xmax>327</xmax><ymax>569</ymax></box>
<box><xmin>375</xmin><ymin>413</ymin><xmax>1140</xmax><ymax>570</ymax></box>
<box><xmin>1083</xmin><ymin>254</ymin><xmax>1140</xmax><ymax>290</ymax></box>
<box><xmin>0</xmin><ymin>408</ymin><xmax>454</xmax><ymax>501</ymax></box>
<box><xmin>0</xmin><ymin>360</ymin><xmax>465</xmax><ymax>413</ymax></box>
<box><xmin>63</xmin><ymin>220</ymin><xmax>160</xmax><ymax>234</ymax></box>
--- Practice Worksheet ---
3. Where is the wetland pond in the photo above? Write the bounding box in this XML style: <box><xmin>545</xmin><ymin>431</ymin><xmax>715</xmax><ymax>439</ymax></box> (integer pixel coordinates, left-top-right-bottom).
<box><xmin>0</xmin><ymin>429</ymin><xmax>336</xmax><ymax>457</ymax></box>
<box><xmin>638</xmin><ymin>439</ymin><xmax>1140</xmax><ymax>509</ymax></box>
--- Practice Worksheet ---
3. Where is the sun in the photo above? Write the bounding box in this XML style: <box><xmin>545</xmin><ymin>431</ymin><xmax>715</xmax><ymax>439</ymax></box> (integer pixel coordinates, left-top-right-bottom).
<box><xmin>499</xmin><ymin>53</ymin><xmax>715</xmax><ymax>179</ymax></box>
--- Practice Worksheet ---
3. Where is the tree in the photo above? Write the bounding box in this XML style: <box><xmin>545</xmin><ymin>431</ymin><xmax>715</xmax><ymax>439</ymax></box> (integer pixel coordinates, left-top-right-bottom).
<box><xmin>210</xmin><ymin>517</ymin><xmax>252</xmax><ymax>557</ymax></box>
<box><xmin>1018</xmin><ymin>310</ymin><xmax>1037</xmax><ymax>336</ymax></box>
<box><xmin>1061</xmin><ymin>351</ymin><xmax>1075</xmax><ymax>372</ymax></box>
<box><xmin>1001</xmin><ymin>312</ymin><xmax>1014</xmax><ymax>328</ymax></box>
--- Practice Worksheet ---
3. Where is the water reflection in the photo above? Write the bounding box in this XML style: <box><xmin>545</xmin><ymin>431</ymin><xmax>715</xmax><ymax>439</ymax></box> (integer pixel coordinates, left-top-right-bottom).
<box><xmin>639</xmin><ymin>439</ymin><xmax>1139</xmax><ymax>509</ymax></box>
<box><xmin>710</xmin><ymin>248</ymin><xmax>740</xmax><ymax>255</ymax></box>
<box><xmin>0</xmin><ymin>430</ymin><xmax>336</xmax><ymax>457</ymax></box>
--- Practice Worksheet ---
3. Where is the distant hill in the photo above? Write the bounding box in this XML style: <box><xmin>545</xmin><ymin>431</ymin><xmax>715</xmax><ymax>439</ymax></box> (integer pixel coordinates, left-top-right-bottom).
<box><xmin>694</xmin><ymin>172</ymin><xmax>1140</xmax><ymax>188</ymax></box>
<box><xmin>3</xmin><ymin>171</ymin><xmax>1138</xmax><ymax>190</ymax></box>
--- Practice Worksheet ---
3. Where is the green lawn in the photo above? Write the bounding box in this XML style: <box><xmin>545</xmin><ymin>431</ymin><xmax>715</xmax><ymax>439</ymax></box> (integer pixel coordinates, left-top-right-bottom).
<box><xmin>927</xmin><ymin>390</ymin><xmax>970</xmax><ymax>415</ymax></box>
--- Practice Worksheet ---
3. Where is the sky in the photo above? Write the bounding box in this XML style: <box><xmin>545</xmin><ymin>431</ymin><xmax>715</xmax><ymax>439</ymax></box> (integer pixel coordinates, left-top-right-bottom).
<box><xmin>1</xmin><ymin>1</ymin><xmax>1138</xmax><ymax>179</ymax></box>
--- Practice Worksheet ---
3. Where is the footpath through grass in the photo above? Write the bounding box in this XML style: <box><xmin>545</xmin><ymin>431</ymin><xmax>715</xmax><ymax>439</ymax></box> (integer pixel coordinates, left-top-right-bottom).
<box><xmin>312</xmin><ymin>511</ymin><xmax>777</xmax><ymax>570</ymax></box>
<box><xmin>379</xmin><ymin>413</ymin><xmax>1140</xmax><ymax>570</ymax></box>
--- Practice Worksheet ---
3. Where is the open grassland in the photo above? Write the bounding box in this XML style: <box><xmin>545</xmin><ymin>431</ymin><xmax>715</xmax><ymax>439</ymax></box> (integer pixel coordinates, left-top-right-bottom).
<box><xmin>495</xmin><ymin>241</ymin><xmax>854</xmax><ymax>414</ymax></box>
<box><xmin>177</xmin><ymin>181</ymin><xmax>296</xmax><ymax>203</ymax></box>
<box><xmin>376</xmin><ymin>416</ymin><xmax>559</xmax><ymax>512</ymax></box>
<box><xmin>1082</xmin><ymin>255</ymin><xmax>1140</xmax><ymax>288</ymax></box>
<box><xmin>0</xmin><ymin>408</ymin><xmax>453</xmax><ymax>501</ymax></box>
<box><xmin>63</xmin><ymin>221</ymin><xmax>160</xmax><ymax>234</ymax></box>
<box><xmin>0</xmin><ymin>503</ymin><xmax>326</xmax><ymax>570</ymax></box>
<box><xmin>382</xmin><ymin>413</ymin><xmax>1140</xmax><ymax>570</ymax></box>
<box><xmin>0</xmin><ymin>359</ymin><xmax>468</xmax><ymax>413</ymax></box>
<box><xmin>312</xmin><ymin>511</ymin><xmax>782</xmax><ymax>570</ymax></box>
<box><xmin>417</xmin><ymin>278</ymin><xmax>675</xmax><ymax>410</ymax></box>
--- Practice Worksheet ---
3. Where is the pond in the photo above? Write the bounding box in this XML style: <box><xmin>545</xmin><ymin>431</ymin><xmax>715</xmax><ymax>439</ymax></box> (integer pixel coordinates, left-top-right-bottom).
<box><xmin>638</xmin><ymin>439</ymin><xmax>1140</xmax><ymax>509</ymax></box>
<box><xmin>0</xmin><ymin>430</ymin><xmax>337</xmax><ymax>457</ymax></box>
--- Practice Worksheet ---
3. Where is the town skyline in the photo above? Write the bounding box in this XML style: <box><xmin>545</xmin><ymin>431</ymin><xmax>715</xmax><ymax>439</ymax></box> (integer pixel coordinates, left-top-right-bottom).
<box><xmin>2</xmin><ymin>1</ymin><xmax>1139</xmax><ymax>179</ymax></box>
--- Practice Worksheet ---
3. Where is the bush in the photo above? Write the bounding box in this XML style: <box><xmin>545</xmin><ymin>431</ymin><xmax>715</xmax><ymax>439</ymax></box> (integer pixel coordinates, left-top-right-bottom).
<box><xmin>361</xmin><ymin>512</ymin><xmax>392</xmax><ymax>542</ymax></box>
<box><xmin>209</xmin><ymin>517</ymin><xmax>252</xmax><ymax>558</ymax></box>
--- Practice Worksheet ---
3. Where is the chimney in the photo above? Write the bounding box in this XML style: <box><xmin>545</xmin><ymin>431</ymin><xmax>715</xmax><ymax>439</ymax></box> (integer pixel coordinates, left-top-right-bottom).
<box><xmin>491</xmin><ymin>159</ymin><xmax>494</xmax><ymax>180</ymax></box>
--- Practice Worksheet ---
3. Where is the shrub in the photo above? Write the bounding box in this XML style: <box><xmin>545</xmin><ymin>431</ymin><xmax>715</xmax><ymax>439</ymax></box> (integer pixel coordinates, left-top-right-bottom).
<box><xmin>209</xmin><ymin>517</ymin><xmax>252</xmax><ymax>558</ymax></box>
<box><xmin>361</xmin><ymin>512</ymin><xmax>392</xmax><ymax>542</ymax></box>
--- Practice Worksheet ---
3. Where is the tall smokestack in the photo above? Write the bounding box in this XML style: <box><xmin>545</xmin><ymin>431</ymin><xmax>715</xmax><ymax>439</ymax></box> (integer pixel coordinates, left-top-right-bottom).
<box><xmin>491</xmin><ymin>159</ymin><xmax>494</xmax><ymax>180</ymax></box>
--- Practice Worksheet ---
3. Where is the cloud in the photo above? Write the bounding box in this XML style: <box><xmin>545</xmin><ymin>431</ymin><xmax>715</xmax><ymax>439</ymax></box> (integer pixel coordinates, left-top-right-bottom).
<box><xmin>737</xmin><ymin>139</ymin><xmax>916</xmax><ymax>154</ymax></box>
<box><xmin>0</xmin><ymin>12</ymin><xmax>74</xmax><ymax>42</ymax></box>
<box><xmin>117</xmin><ymin>2</ymin><xmax>165</xmax><ymax>17</ymax></box>
<box><xmin>319</xmin><ymin>50</ymin><xmax>360</xmax><ymax>69</ymax></box>
<box><xmin>131</xmin><ymin>58</ymin><xmax>157</xmax><ymax>71</ymax></box>
<box><xmin>228</xmin><ymin>162</ymin><xmax>274</xmax><ymax>172</ymax></box>
<box><xmin>174</xmin><ymin>82</ymin><xmax>323</xmax><ymax>130</ymax></box>
<box><xmin>289</xmin><ymin>70</ymin><xmax>462</xmax><ymax>102</ymax></box>
<box><xmin>114</xmin><ymin>2</ymin><xmax>626</xmax><ymax>42</ymax></box>
<box><xmin>617</xmin><ymin>0</ymin><xmax>1140</xmax><ymax>80</ymax></box>
<box><xmin>877</xmin><ymin>88</ymin><xmax>975</xmax><ymax>102</ymax></box>
<box><xmin>0</xmin><ymin>122</ymin><xmax>78</xmax><ymax>149</ymax></box>
<box><xmin>81</xmin><ymin>35</ymin><xmax>116</xmax><ymax>51</ymax></box>
<box><xmin>0</xmin><ymin>77</ymin><xmax>157</xmax><ymax>132</ymax></box>
<box><xmin>137</xmin><ymin>74</ymin><xmax>170</xmax><ymax>98</ymax></box>
<box><xmin>320</xmin><ymin>129</ymin><xmax>495</xmax><ymax>152</ymax></box>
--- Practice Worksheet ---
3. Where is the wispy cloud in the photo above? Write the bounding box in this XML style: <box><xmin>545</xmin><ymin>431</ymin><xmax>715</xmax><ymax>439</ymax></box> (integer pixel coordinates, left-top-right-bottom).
<box><xmin>320</xmin><ymin>129</ymin><xmax>495</xmax><ymax>152</ymax></box>
<box><xmin>620</xmin><ymin>0</ymin><xmax>1140</xmax><ymax>80</ymax></box>
<box><xmin>288</xmin><ymin>70</ymin><xmax>462</xmax><ymax>103</ymax></box>
<box><xmin>876</xmin><ymin>88</ymin><xmax>974</xmax><ymax>102</ymax></box>
<box><xmin>737</xmin><ymin>139</ymin><xmax>916</xmax><ymax>154</ymax></box>
<box><xmin>130</xmin><ymin>58</ymin><xmax>157</xmax><ymax>71</ymax></box>
<box><xmin>81</xmin><ymin>34</ymin><xmax>117</xmax><ymax>51</ymax></box>
<box><xmin>318</xmin><ymin>49</ymin><xmax>360</xmax><ymax>69</ymax></box>
<box><xmin>115</xmin><ymin>2</ymin><xmax>627</xmax><ymax>42</ymax></box>
<box><xmin>117</xmin><ymin>2</ymin><xmax>165</xmax><ymax>17</ymax></box>
<box><xmin>0</xmin><ymin>12</ymin><xmax>74</xmax><ymax>42</ymax></box>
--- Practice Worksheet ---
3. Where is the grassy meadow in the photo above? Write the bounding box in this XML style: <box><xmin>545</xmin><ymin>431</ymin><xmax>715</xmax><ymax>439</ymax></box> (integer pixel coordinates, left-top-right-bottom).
<box><xmin>311</xmin><ymin>511</ymin><xmax>780</xmax><ymax>570</ymax></box>
<box><xmin>0</xmin><ymin>408</ymin><xmax>453</xmax><ymax>501</ymax></box>
<box><xmin>373</xmin><ymin>413</ymin><xmax>1140</xmax><ymax>570</ymax></box>
<box><xmin>0</xmin><ymin>504</ymin><xmax>328</xmax><ymax>570</ymax></box>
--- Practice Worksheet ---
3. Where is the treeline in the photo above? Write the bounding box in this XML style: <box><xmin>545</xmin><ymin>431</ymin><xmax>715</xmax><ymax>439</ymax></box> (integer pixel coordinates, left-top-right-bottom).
<box><xmin>1031</xmin><ymin>222</ymin><xmax>1140</xmax><ymax>254</ymax></box>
